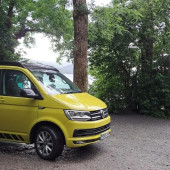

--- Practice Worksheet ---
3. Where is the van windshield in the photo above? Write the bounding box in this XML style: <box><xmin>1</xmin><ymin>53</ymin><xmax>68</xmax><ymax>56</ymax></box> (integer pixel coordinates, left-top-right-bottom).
<box><xmin>31</xmin><ymin>70</ymin><xmax>81</xmax><ymax>95</ymax></box>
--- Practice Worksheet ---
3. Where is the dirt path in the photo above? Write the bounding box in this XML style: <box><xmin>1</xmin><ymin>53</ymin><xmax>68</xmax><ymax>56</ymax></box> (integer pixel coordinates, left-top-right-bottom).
<box><xmin>0</xmin><ymin>112</ymin><xmax>170</xmax><ymax>170</ymax></box>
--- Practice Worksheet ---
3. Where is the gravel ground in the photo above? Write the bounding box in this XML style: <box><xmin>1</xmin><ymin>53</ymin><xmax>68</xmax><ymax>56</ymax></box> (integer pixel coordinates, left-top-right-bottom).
<box><xmin>0</xmin><ymin>112</ymin><xmax>170</xmax><ymax>170</ymax></box>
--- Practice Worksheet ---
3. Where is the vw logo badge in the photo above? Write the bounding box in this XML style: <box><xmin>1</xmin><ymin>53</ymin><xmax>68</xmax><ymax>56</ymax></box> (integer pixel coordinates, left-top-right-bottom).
<box><xmin>101</xmin><ymin>110</ymin><xmax>105</xmax><ymax>119</ymax></box>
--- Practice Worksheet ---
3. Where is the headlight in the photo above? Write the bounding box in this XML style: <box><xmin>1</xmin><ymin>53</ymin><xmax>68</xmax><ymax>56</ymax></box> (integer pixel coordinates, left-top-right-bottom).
<box><xmin>64</xmin><ymin>110</ymin><xmax>91</xmax><ymax>121</ymax></box>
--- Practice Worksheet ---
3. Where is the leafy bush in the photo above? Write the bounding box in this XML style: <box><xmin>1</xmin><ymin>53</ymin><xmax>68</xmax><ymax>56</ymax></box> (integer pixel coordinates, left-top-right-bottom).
<box><xmin>89</xmin><ymin>0</ymin><xmax>170</xmax><ymax>118</ymax></box>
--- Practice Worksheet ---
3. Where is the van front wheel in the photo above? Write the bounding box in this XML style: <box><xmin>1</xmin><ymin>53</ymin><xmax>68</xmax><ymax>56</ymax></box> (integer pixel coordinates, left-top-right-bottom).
<box><xmin>35</xmin><ymin>126</ymin><xmax>64</xmax><ymax>160</ymax></box>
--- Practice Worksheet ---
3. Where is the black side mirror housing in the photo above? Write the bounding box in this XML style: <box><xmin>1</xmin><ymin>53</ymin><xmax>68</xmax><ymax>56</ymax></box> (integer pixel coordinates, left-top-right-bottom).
<box><xmin>21</xmin><ymin>89</ymin><xmax>39</xmax><ymax>99</ymax></box>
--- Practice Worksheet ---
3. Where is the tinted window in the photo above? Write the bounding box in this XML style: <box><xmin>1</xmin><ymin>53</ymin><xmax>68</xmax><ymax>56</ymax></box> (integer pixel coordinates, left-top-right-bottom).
<box><xmin>1</xmin><ymin>70</ymin><xmax>35</xmax><ymax>97</ymax></box>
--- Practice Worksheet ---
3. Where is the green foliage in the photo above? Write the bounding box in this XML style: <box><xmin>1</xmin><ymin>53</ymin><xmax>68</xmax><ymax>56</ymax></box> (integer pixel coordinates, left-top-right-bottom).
<box><xmin>89</xmin><ymin>0</ymin><xmax>170</xmax><ymax>117</ymax></box>
<box><xmin>0</xmin><ymin>4</ymin><xmax>15</xmax><ymax>60</ymax></box>
<box><xmin>0</xmin><ymin>0</ymin><xmax>73</xmax><ymax>61</ymax></box>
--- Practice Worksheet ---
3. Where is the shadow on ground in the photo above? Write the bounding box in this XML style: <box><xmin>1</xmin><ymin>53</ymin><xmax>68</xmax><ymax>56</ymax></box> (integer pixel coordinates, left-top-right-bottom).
<box><xmin>0</xmin><ymin>140</ymin><xmax>102</xmax><ymax>162</ymax></box>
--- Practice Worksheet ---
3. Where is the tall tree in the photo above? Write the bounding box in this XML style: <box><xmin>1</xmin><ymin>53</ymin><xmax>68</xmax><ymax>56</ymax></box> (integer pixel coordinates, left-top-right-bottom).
<box><xmin>73</xmin><ymin>0</ymin><xmax>88</xmax><ymax>92</ymax></box>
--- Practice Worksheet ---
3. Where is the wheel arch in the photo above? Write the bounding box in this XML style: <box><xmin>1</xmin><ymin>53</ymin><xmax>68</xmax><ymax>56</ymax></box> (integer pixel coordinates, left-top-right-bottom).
<box><xmin>30</xmin><ymin>121</ymin><xmax>66</xmax><ymax>145</ymax></box>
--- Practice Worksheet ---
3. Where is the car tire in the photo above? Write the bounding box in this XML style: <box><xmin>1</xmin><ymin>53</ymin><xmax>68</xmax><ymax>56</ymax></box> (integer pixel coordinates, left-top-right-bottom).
<box><xmin>35</xmin><ymin>126</ymin><xmax>64</xmax><ymax>160</ymax></box>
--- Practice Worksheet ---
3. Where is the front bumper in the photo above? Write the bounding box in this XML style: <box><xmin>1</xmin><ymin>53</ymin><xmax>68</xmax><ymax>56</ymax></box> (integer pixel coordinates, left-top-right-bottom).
<box><xmin>65</xmin><ymin>116</ymin><xmax>111</xmax><ymax>147</ymax></box>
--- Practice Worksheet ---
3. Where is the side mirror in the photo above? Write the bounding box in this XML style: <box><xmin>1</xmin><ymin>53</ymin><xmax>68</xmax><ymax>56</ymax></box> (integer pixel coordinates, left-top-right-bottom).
<box><xmin>21</xmin><ymin>89</ymin><xmax>39</xmax><ymax>99</ymax></box>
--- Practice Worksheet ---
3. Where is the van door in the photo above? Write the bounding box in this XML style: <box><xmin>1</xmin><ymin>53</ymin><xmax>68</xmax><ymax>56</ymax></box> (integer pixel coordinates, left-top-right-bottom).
<box><xmin>0</xmin><ymin>69</ymin><xmax>38</xmax><ymax>140</ymax></box>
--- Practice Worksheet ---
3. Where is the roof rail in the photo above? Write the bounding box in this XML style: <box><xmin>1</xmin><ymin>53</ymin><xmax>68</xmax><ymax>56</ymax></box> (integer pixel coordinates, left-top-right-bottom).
<box><xmin>22</xmin><ymin>63</ymin><xmax>59</xmax><ymax>72</ymax></box>
<box><xmin>0</xmin><ymin>61</ymin><xmax>59</xmax><ymax>72</ymax></box>
<box><xmin>0</xmin><ymin>61</ymin><xmax>25</xmax><ymax>68</ymax></box>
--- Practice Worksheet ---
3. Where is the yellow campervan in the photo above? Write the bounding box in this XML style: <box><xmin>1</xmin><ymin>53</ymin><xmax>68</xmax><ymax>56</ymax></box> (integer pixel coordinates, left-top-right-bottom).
<box><xmin>0</xmin><ymin>61</ymin><xmax>111</xmax><ymax>160</ymax></box>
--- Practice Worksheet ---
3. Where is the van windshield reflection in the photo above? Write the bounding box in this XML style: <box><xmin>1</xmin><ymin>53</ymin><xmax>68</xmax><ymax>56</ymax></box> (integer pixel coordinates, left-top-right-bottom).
<box><xmin>31</xmin><ymin>70</ymin><xmax>81</xmax><ymax>95</ymax></box>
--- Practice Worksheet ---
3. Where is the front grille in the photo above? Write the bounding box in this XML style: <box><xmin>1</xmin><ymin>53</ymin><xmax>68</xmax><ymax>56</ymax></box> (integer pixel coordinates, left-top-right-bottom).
<box><xmin>90</xmin><ymin>108</ymin><xmax>109</xmax><ymax>121</ymax></box>
<box><xmin>73</xmin><ymin>123</ymin><xmax>110</xmax><ymax>137</ymax></box>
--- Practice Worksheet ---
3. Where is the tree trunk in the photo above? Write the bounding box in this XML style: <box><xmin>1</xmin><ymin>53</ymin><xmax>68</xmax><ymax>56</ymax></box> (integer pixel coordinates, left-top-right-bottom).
<box><xmin>140</xmin><ymin>1</ymin><xmax>154</xmax><ymax>75</ymax></box>
<box><xmin>73</xmin><ymin>0</ymin><xmax>88</xmax><ymax>92</ymax></box>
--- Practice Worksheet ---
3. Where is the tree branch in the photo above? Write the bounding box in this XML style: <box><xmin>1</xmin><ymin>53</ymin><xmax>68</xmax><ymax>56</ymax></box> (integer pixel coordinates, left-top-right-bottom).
<box><xmin>7</xmin><ymin>1</ymin><xmax>15</xmax><ymax>18</ymax></box>
<box><xmin>14</xmin><ymin>27</ymin><xmax>45</xmax><ymax>40</ymax></box>
<box><xmin>5</xmin><ymin>1</ymin><xmax>15</xmax><ymax>29</ymax></box>
<box><xmin>14</xmin><ymin>27</ymin><xmax>36</xmax><ymax>39</ymax></box>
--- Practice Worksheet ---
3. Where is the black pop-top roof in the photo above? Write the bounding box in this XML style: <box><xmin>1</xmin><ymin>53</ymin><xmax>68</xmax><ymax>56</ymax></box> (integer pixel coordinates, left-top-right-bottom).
<box><xmin>0</xmin><ymin>61</ymin><xmax>59</xmax><ymax>72</ymax></box>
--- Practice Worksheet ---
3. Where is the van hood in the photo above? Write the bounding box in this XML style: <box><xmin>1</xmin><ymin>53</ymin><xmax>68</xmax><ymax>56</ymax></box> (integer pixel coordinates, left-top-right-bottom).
<box><xmin>51</xmin><ymin>93</ymin><xmax>107</xmax><ymax>111</ymax></box>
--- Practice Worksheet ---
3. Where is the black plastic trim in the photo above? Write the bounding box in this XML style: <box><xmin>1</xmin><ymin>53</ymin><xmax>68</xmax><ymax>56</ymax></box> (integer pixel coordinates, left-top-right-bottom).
<box><xmin>0</xmin><ymin>133</ymin><xmax>4</xmax><ymax>139</ymax></box>
<box><xmin>0</xmin><ymin>61</ymin><xmax>59</xmax><ymax>72</ymax></box>
<box><xmin>73</xmin><ymin>123</ymin><xmax>110</xmax><ymax>137</ymax></box>
<box><xmin>4</xmin><ymin>134</ymin><xmax>13</xmax><ymax>140</ymax></box>
<box><xmin>11</xmin><ymin>134</ymin><xmax>19</xmax><ymax>140</ymax></box>
<box><xmin>0</xmin><ymin>133</ymin><xmax>24</xmax><ymax>141</ymax></box>
<box><xmin>18</xmin><ymin>135</ymin><xmax>24</xmax><ymax>141</ymax></box>
<box><xmin>0</xmin><ymin>61</ymin><xmax>25</xmax><ymax>68</ymax></box>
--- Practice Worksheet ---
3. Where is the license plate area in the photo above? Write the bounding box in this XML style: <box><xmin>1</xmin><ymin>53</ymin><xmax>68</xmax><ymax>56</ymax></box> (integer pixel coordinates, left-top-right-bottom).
<box><xmin>100</xmin><ymin>131</ymin><xmax>110</xmax><ymax>140</ymax></box>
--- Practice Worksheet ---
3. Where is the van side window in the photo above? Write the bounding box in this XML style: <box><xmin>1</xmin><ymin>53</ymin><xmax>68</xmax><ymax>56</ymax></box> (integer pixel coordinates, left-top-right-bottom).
<box><xmin>2</xmin><ymin>70</ymin><xmax>35</xmax><ymax>97</ymax></box>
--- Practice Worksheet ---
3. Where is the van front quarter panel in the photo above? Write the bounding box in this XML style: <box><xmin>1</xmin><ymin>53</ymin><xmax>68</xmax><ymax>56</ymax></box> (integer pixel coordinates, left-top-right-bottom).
<box><xmin>36</xmin><ymin>108</ymin><xmax>69</xmax><ymax>141</ymax></box>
